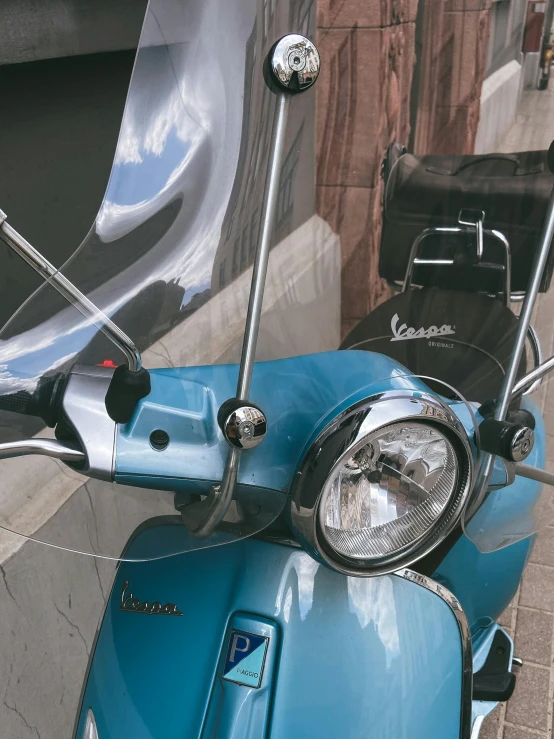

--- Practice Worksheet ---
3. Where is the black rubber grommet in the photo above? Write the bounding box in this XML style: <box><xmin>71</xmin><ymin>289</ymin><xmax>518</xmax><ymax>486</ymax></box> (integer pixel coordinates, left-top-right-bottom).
<box><xmin>105</xmin><ymin>365</ymin><xmax>151</xmax><ymax>424</ymax></box>
<box><xmin>149</xmin><ymin>429</ymin><xmax>169</xmax><ymax>451</ymax></box>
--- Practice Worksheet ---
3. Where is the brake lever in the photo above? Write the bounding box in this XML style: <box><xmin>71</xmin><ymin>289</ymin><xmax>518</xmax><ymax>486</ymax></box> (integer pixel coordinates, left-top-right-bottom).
<box><xmin>0</xmin><ymin>438</ymin><xmax>85</xmax><ymax>462</ymax></box>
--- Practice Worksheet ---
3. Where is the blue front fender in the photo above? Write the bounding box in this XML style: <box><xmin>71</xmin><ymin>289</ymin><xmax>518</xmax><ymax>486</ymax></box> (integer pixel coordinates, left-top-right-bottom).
<box><xmin>74</xmin><ymin>531</ymin><xmax>468</xmax><ymax>739</ymax></box>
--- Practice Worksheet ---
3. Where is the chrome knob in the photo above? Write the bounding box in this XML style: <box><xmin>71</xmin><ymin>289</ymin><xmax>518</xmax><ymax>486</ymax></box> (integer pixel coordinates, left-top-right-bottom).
<box><xmin>218</xmin><ymin>400</ymin><xmax>267</xmax><ymax>450</ymax></box>
<box><xmin>479</xmin><ymin>418</ymin><xmax>535</xmax><ymax>462</ymax></box>
<box><xmin>270</xmin><ymin>35</ymin><xmax>320</xmax><ymax>92</ymax></box>
<box><xmin>511</xmin><ymin>426</ymin><xmax>534</xmax><ymax>462</ymax></box>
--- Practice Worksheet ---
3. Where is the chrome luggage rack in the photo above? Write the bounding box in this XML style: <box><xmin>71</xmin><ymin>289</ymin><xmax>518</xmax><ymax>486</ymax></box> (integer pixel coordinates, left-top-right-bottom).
<box><xmin>390</xmin><ymin>209</ymin><xmax>542</xmax><ymax>393</ymax></box>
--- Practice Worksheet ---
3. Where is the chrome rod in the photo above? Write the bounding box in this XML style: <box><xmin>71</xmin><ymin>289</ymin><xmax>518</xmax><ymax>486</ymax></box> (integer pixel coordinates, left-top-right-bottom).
<box><xmin>402</xmin><ymin>226</ymin><xmax>511</xmax><ymax>305</ymax></box>
<box><xmin>470</xmin><ymin>184</ymin><xmax>554</xmax><ymax>515</ymax></box>
<box><xmin>0</xmin><ymin>439</ymin><xmax>85</xmax><ymax>462</ymax></box>
<box><xmin>515</xmin><ymin>463</ymin><xmax>554</xmax><ymax>487</ymax></box>
<box><xmin>237</xmin><ymin>92</ymin><xmax>290</xmax><ymax>400</ymax></box>
<box><xmin>512</xmin><ymin>351</ymin><xmax>554</xmax><ymax>400</ymax></box>
<box><xmin>495</xmin><ymin>185</ymin><xmax>554</xmax><ymax>420</ymax></box>
<box><xmin>403</xmin><ymin>227</ymin><xmax>463</xmax><ymax>292</ymax></box>
<box><xmin>191</xmin><ymin>447</ymin><xmax>240</xmax><ymax>538</ymax></box>
<box><xmin>184</xmin><ymin>92</ymin><xmax>291</xmax><ymax>538</ymax></box>
<box><xmin>208</xmin><ymin>93</ymin><xmax>290</xmax><ymax>532</ymax></box>
<box><xmin>181</xmin><ymin>33</ymin><xmax>321</xmax><ymax>538</ymax></box>
<box><xmin>525</xmin><ymin>324</ymin><xmax>543</xmax><ymax>395</ymax></box>
<box><xmin>476</xmin><ymin>216</ymin><xmax>484</xmax><ymax>261</ymax></box>
<box><xmin>0</xmin><ymin>211</ymin><xmax>142</xmax><ymax>372</ymax></box>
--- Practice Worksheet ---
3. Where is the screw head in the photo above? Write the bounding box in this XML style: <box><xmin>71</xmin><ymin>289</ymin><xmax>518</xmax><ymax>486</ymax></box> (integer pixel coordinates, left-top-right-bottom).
<box><xmin>270</xmin><ymin>34</ymin><xmax>320</xmax><ymax>92</ymax></box>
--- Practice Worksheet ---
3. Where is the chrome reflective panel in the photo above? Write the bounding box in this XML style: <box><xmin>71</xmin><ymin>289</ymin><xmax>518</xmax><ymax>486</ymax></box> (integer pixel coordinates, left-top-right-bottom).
<box><xmin>396</xmin><ymin>569</ymin><xmax>473</xmax><ymax>739</ymax></box>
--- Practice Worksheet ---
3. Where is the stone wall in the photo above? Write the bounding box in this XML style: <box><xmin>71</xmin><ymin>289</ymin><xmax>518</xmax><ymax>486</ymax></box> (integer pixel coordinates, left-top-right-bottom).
<box><xmin>474</xmin><ymin>59</ymin><xmax>523</xmax><ymax>153</ymax></box>
<box><xmin>316</xmin><ymin>0</ymin><xmax>492</xmax><ymax>336</ymax></box>
<box><xmin>315</xmin><ymin>0</ymin><xmax>418</xmax><ymax>338</ymax></box>
<box><xmin>0</xmin><ymin>0</ymin><xmax>146</xmax><ymax>65</ymax></box>
<box><xmin>412</xmin><ymin>0</ymin><xmax>492</xmax><ymax>155</ymax></box>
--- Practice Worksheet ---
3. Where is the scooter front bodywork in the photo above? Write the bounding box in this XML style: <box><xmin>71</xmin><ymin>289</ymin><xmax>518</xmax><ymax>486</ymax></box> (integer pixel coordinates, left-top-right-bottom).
<box><xmin>72</xmin><ymin>351</ymin><xmax>543</xmax><ymax>738</ymax></box>
<box><xmin>74</xmin><ymin>533</ymin><xmax>470</xmax><ymax>739</ymax></box>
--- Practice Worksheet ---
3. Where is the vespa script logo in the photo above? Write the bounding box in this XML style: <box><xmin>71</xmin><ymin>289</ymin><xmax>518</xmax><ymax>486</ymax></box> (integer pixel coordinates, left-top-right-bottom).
<box><xmin>390</xmin><ymin>313</ymin><xmax>455</xmax><ymax>342</ymax></box>
<box><xmin>119</xmin><ymin>581</ymin><xmax>183</xmax><ymax>616</ymax></box>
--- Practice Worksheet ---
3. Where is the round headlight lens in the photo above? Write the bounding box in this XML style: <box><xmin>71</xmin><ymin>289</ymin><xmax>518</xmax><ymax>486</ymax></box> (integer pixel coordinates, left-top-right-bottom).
<box><xmin>319</xmin><ymin>421</ymin><xmax>459</xmax><ymax>561</ymax></box>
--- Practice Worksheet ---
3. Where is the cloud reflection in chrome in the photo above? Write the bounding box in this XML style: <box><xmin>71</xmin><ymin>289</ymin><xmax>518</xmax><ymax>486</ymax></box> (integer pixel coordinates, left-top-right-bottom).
<box><xmin>0</xmin><ymin>0</ymin><xmax>257</xmax><ymax>382</ymax></box>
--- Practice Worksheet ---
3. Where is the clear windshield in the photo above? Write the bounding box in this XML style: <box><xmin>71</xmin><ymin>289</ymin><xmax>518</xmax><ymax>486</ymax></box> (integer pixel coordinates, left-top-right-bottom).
<box><xmin>1</xmin><ymin>0</ymin><xmax>554</xmax><ymax>560</ymax></box>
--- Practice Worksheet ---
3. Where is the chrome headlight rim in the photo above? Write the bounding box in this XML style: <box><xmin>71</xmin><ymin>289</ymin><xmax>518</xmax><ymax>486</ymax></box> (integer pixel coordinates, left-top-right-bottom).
<box><xmin>290</xmin><ymin>390</ymin><xmax>473</xmax><ymax>577</ymax></box>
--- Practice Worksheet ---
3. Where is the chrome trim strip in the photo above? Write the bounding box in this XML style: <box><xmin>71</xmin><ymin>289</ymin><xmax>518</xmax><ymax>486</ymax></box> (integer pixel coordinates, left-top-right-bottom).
<box><xmin>396</xmin><ymin>569</ymin><xmax>473</xmax><ymax>739</ymax></box>
<box><xmin>82</xmin><ymin>708</ymin><xmax>99</xmax><ymax>739</ymax></box>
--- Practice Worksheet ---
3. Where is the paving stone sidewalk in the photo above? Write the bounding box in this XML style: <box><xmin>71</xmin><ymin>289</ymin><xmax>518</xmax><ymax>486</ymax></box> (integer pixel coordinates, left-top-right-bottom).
<box><xmin>480</xmin><ymin>78</ymin><xmax>554</xmax><ymax>739</ymax></box>
<box><xmin>480</xmin><ymin>525</ymin><xmax>554</xmax><ymax>738</ymax></box>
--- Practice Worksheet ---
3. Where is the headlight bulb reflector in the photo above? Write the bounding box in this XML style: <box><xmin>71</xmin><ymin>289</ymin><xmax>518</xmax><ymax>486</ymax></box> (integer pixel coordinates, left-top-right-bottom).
<box><xmin>319</xmin><ymin>422</ymin><xmax>459</xmax><ymax>560</ymax></box>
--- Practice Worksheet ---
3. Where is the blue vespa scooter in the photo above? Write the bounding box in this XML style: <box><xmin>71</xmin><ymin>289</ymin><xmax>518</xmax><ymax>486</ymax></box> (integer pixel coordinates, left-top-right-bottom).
<box><xmin>0</xmin><ymin>1</ymin><xmax>554</xmax><ymax>737</ymax></box>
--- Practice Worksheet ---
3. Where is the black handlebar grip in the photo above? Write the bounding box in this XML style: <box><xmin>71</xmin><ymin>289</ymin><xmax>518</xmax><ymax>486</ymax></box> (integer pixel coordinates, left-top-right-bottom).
<box><xmin>0</xmin><ymin>391</ymin><xmax>40</xmax><ymax>416</ymax></box>
<box><xmin>547</xmin><ymin>140</ymin><xmax>554</xmax><ymax>174</ymax></box>
<box><xmin>0</xmin><ymin>373</ymin><xmax>65</xmax><ymax>427</ymax></box>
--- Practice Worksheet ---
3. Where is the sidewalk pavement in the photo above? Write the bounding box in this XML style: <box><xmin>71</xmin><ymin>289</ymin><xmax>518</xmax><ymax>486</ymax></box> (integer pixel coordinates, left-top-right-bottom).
<box><xmin>480</xmin><ymin>78</ymin><xmax>554</xmax><ymax>739</ymax></box>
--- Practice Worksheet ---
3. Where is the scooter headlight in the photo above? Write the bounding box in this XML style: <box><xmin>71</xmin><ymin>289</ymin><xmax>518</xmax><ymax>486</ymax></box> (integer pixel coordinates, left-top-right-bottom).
<box><xmin>291</xmin><ymin>392</ymin><xmax>473</xmax><ymax>576</ymax></box>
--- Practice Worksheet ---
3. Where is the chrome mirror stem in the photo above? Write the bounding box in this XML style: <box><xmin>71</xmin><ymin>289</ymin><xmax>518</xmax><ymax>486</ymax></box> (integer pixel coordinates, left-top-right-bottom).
<box><xmin>182</xmin><ymin>34</ymin><xmax>321</xmax><ymax>538</ymax></box>
<box><xmin>470</xmin><ymin>164</ymin><xmax>554</xmax><ymax>514</ymax></box>
<box><xmin>0</xmin><ymin>210</ymin><xmax>142</xmax><ymax>373</ymax></box>
<box><xmin>236</xmin><ymin>91</ymin><xmax>290</xmax><ymax>401</ymax></box>
<box><xmin>511</xmin><ymin>354</ymin><xmax>554</xmax><ymax>400</ymax></box>
<box><xmin>186</xmin><ymin>91</ymin><xmax>291</xmax><ymax>539</ymax></box>
<box><xmin>495</xmin><ymin>176</ymin><xmax>554</xmax><ymax>421</ymax></box>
